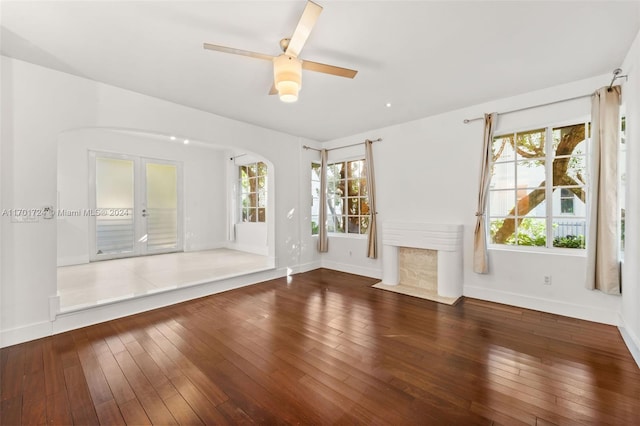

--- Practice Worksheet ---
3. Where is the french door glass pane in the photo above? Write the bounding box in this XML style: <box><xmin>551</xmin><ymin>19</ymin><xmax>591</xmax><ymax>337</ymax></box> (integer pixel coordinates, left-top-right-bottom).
<box><xmin>146</xmin><ymin>163</ymin><xmax>178</xmax><ymax>251</ymax></box>
<box><xmin>95</xmin><ymin>158</ymin><xmax>135</xmax><ymax>255</ymax></box>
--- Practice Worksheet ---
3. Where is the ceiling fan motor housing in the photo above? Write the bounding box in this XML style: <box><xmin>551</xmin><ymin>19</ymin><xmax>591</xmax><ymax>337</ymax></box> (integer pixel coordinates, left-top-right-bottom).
<box><xmin>273</xmin><ymin>55</ymin><xmax>302</xmax><ymax>102</ymax></box>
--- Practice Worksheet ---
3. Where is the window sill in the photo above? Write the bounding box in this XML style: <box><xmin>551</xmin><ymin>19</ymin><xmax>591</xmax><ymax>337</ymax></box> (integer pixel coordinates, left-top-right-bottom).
<box><xmin>488</xmin><ymin>245</ymin><xmax>587</xmax><ymax>257</ymax></box>
<box><xmin>310</xmin><ymin>233</ymin><xmax>368</xmax><ymax>240</ymax></box>
<box><xmin>327</xmin><ymin>232</ymin><xmax>368</xmax><ymax>240</ymax></box>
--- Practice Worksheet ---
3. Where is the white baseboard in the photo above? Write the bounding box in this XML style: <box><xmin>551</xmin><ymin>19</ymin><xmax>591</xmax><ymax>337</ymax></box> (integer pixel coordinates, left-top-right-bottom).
<box><xmin>618</xmin><ymin>315</ymin><xmax>640</xmax><ymax>368</ymax></box>
<box><xmin>57</xmin><ymin>255</ymin><xmax>90</xmax><ymax>267</ymax></box>
<box><xmin>0</xmin><ymin>320</ymin><xmax>52</xmax><ymax>348</ymax></box>
<box><xmin>290</xmin><ymin>261</ymin><xmax>321</xmax><ymax>275</ymax></box>
<box><xmin>463</xmin><ymin>285</ymin><xmax>619</xmax><ymax>325</ymax></box>
<box><xmin>226</xmin><ymin>242</ymin><xmax>269</xmax><ymax>256</ymax></box>
<box><xmin>321</xmin><ymin>260</ymin><xmax>382</xmax><ymax>279</ymax></box>
<box><xmin>184</xmin><ymin>241</ymin><xmax>226</xmax><ymax>252</ymax></box>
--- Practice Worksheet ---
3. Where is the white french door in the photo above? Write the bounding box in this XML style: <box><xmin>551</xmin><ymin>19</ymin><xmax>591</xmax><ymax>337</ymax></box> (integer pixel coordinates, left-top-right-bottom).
<box><xmin>89</xmin><ymin>152</ymin><xmax>183</xmax><ymax>261</ymax></box>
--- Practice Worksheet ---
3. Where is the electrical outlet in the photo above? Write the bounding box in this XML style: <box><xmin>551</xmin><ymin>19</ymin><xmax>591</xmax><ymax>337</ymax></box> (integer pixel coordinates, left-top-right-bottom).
<box><xmin>544</xmin><ymin>275</ymin><xmax>552</xmax><ymax>285</ymax></box>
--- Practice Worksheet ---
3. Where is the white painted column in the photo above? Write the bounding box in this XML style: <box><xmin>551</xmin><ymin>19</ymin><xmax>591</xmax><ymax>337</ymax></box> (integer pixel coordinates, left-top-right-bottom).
<box><xmin>382</xmin><ymin>244</ymin><xmax>399</xmax><ymax>285</ymax></box>
<box><xmin>437</xmin><ymin>248</ymin><xmax>463</xmax><ymax>298</ymax></box>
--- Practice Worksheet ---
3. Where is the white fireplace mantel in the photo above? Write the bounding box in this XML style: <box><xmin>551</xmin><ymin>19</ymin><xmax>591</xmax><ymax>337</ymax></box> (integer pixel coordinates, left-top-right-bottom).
<box><xmin>382</xmin><ymin>222</ymin><xmax>463</xmax><ymax>299</ymax></box>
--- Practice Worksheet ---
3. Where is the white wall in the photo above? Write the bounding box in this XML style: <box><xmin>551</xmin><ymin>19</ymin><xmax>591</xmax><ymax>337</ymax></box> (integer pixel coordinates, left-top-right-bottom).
<box><xmin>620</xmin><ymin>29</ymin><xmax>640</xmax><ymax>365</ymax></box>
<box><xmin>0</xmin><ymin>56</ymin><xmax>315</xmax><ymax>347</ymax></box>
<box><xmin>319</xmin><ymin>73</ymin><xmax>624</xmax><ymax>325</ymax></box>
<box><xmin>57</xmin><ymin>129</ymin><xmax>228</xmax><ymax>265</ymax></box>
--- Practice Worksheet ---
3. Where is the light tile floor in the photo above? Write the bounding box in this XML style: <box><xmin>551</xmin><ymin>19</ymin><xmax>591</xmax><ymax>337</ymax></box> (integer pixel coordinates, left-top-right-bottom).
<box><xmin>57</xmin><ymin>248</ymin><xmax>272</xmax><ymax>311</ymax></box>
<box><xmin>372</xmin><ymin>282</ymin><xmax>460</xmax><ymax>305</ymax></box>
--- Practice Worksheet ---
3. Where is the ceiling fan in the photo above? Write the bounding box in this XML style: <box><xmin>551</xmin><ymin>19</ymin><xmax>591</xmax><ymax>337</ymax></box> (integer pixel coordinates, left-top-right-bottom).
<box><xmin>203</xmin><ymin>0</ymin><xmax>358</xmax><ymax>103</ymax></box>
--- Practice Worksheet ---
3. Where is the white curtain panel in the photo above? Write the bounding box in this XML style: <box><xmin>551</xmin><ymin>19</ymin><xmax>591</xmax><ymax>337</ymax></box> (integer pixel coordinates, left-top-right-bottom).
<box><xmin>318</xmin><ymin>149</ymin><xmax>329</xmax><ymax>253</ymax></box>
<box><xmin>586</xmin><ymin>86</ymin><xmax>621</xmax><ymax>294</ymax></box>
<box><xmin>473</xmin><ymin>113</ymin><xmax>497</xmax><ymax>274</ymax></box>
<box><xmin>365</xmin><ymin>140</ymin><xmax>378</xmax><ymax>259</ymax></box>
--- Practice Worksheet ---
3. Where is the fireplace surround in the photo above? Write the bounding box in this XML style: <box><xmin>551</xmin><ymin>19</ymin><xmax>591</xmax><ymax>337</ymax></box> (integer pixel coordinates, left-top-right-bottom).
<box><xmin>376</xmin><ymin>222</ymin><xmax>463</xmax><ymax>303</ymax></box>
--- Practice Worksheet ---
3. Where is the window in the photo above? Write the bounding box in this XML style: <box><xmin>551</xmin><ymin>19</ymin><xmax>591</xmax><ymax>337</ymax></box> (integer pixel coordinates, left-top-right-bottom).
<box><xmin>620</xmin><ymin>116</ymin><xmax>626</xmax><ymax>252</ymax></box>
<box><xmin>311</xmin><ymin>163</ymin><xmax>320</xmax><ymax>235</ymax></box>
<box><xmin>239</xmin><ymin>162</ymin><xmax>267</xmax><ymax>222</ymax></box>
<box><xmin>311</xmin><ymin>159</ymin><xmax>370</xmax><ymax>235</ymax></box>
<box><xmin>560</xmin><ymin>188</ymin><xmax>574</xmax><ymax>214</ymax></box>
<box><xmin>489</xmin><ymin>123</ymin><xmax>588</xmax><ymax>249</ymax></box>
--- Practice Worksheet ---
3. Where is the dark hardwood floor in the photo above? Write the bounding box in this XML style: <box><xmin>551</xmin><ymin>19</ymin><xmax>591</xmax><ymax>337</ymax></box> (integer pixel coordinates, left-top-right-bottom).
<box><xmin>1</xmin><ymin>268</ymin><xmax>639</xmax><ymax>425</ymax></box>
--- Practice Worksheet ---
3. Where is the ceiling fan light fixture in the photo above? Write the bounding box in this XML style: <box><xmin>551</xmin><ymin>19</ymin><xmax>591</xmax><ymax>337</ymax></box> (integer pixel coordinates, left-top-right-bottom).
<box><xmin>274</xmin><ymin>54</ymin><xmax>302</xmax><ymax>102</ymax></box>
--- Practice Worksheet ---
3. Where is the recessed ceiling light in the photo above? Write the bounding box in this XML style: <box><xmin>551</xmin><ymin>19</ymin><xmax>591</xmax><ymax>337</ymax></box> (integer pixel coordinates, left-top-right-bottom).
<box><xmin>170</xmin><ymin>135</ymin><xmax>176</xmax><ymax>141</ymax></box>
<box><xmin>183</xmin><ymin>139</ymin><xmax>189</xmax><ymax>144</ymax></box>
<box><xmin>385</xmin><ymin>102</ymin><xmax>392</xmax><ymax>108</ymax></box>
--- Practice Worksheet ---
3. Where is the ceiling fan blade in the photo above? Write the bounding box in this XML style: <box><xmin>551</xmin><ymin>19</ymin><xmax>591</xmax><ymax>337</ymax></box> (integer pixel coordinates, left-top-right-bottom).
<box><xmin>269</xmin><ymin>83</ymin><xmax>278</xmax><ymax>95</ymax></box>
<box><xmin>285</xmin><ymin>1</ymin><xmax>323</xmax><ymax>58</ymax></box>
<box><xmin>302</xmin><ymin>60</ymin><xmax>358</xmax><ymax>79</ymax></box>
<box><xmin>203</xmin><ymin>43</ymin><xmax>274</xmax><ymax>61</ymax></box>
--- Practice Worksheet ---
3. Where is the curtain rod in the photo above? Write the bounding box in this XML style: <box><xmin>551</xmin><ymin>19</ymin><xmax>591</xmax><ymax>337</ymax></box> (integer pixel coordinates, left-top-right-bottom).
<box><xmin>462</xmin><ymin>93</ymin><xmax>594</xmax><ymax>124</ymax></box>
<box><xmin>608</xmin><ymin>68</ymin><xmax>628</xmax><ymax>91</ymax></box>
<box><xmin>303</xmin><ymin>138</ymin><xmax>382</xmax><ymax>152</ymax></box>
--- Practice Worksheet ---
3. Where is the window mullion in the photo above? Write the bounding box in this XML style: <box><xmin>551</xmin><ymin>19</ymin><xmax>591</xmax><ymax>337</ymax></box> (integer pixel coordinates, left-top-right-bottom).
<box><xmin>513</xmin><ymin>132</ymin><xmax>519</xmax><ymax>244</ymax></box>
<box><xmin>545</xmin><ymin>126</ymin><xmax>553</xmax><ymax>248</ymax></box>
<box><xmin>513</xmin><ymin>159</ymin><xmax>518</xmax><ymax>245</ymax></box>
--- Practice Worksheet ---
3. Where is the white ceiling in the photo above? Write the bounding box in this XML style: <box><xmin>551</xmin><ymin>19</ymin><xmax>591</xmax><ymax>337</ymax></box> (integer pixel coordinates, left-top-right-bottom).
<box><xmin>2</xmin><ymin>1</ymin><xmax>639</xmax><ymax>141</ymax></box>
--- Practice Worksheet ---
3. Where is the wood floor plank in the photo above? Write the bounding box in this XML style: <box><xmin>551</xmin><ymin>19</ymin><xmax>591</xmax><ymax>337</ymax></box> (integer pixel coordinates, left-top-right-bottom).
<box><xmin>54</xmin><ymin>333</ymin><xmax>80</xmax><ymax>370</ymax></box>
<box><xmin>1</xmin><ymin>347</ymin><xmax>25</xmax><ymax>401</ymax></box>
<box><xmin>22</xmin><ymin>369</ymin><xmax>45</xmax><ymax>405</ymax></box>
<box><xmin>62</xmin><ymin>364</ymin><xmax>99</xmax><ymax>425</ymax></box>
<box><xmin>118</xmin><ymin>398</ymin><xmax>152</xmax><ymax>425</ymax></box>
<box><xmin>202</xmin><ymin>360</ymin><xmax>283</xmax><ymax>424</ymax></box>
<box><xmin>0</xmin><ymin>397</ymin><xmax>22</xmax><ymax>425</ymax></box>
<box><xmin>44</xmin><ymin>391</ymin><xmax>73</xmax><ymax>425</ymax></box>
<box><xmin>2</xmin><ymin>269</ymin><xmax>639</xmax><ymax>424</ymax></box>
<box><xmin>136</xmin><ymin>390</ymin><xmax>179</xmax><ymax>426</ymax></box>
<box><xmin>162</xmin><ymin>392</ymin><xmax>205</xmax><ymax>426</ymax></box>
<box><xmin>113</xmin><ymin>350</ymin><xmax>155</xmax><ymax>398</ymax></box>
<box><xmin>94</xmin><ymin>399</ymin><xmax>126</xmax><ymax>425</ymax></box>
<box><xmin>297</xmin><ymin>373</ymin><xmax>379</xmax><ymax>424</ymax></box>
<box><xmin>75</xmin><ymin>338</ymin><xmax>115</xmax><ymax>407</ymax></box>
<box><xmin>22</xmin><ymin>340</ymin><xmax>43</xmax><ymax>375</ymax></box>
<box><xmin>169</xmin><ymin>375</ymin><xmax>227</xmax><ymax>424</ymax></box>
<box><xmin>215</xmin><ymin>399</ymin><xmax>256</xmax><ymax>425</ymax></box>
<box><xmin>42</xmin><ymin>339</ymin><xmax>66</xmax><ymax>397</ymax></box>
<box><xmin>21</xmin><ymin>370</ymin><xmax>47</xmax><ymax>425</ymax></box>
<box><xmin>95</xmin><ymin>351</ymin><xmax>136</xmax><ymax>405</ymax></box>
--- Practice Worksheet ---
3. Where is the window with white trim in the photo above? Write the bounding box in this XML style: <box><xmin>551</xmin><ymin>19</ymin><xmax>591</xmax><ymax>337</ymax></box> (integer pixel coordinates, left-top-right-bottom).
<box><xmin>489</xmin><ymin>122</ymin><xmax>588</xmax><ymax>249</ymax></box>
<box><xmin>620</xmin><ymin>116</ymin><xmax>626</xmax><ymax>253</ymax></box>
<box><xmin>239</xmin><ymin>162</ymin><xmax>267</xmax><ymax>222</ymax></box>
<box><xmin>311</xmin><ymin>159</ymin><xmax>370</xmax><ymax>235</ymax></box>
<box><xmin>311</xmin><ymin>163</ymin><xmax>320</xmax><ymax>235</ymax></box>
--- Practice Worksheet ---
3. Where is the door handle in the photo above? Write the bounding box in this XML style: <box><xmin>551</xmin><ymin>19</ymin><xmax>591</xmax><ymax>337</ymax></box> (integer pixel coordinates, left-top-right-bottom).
<box><xmin>142</xmin><ymin>209</ymin><xmax>148</xmax><ymax>217</ymax></box>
